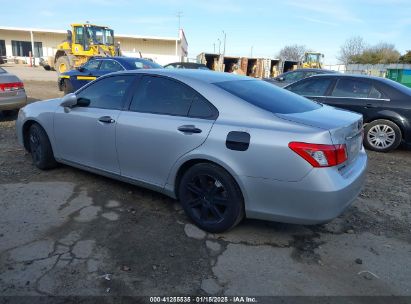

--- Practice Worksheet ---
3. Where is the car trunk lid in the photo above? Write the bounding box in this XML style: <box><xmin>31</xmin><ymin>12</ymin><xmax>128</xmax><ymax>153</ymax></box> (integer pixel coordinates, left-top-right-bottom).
<box><xmin>277</xmin><ymin>105</ymin><xmax>363</xmax><ymax>163</ymax></box>
<box><xmin>0</xmin><ymin>73</ymin><xmax>24</xmax><ymax>98</ymax></box>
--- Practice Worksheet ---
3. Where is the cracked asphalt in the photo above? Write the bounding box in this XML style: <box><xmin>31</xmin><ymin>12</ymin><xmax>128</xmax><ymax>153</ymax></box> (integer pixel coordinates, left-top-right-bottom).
<box><xmin>0</xmin><ymin>67</ymin><xmax>410</xmax><ymax>299</ymax></box>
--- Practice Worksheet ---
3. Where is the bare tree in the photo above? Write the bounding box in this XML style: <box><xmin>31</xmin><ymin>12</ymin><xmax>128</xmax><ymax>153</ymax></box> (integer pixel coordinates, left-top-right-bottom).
<box><xmin>338</xmin><ymin>36</ymin><xmax>365</xmax><ymax>65</ymax></box>
<box><xmin>278</xmin><ymin>45</ymin><xmax>307</xmax><ymax>62</ymax></box>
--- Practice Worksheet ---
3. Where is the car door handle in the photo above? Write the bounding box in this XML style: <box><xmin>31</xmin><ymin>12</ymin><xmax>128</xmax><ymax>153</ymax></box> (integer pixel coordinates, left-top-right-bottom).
<box><xmin>178</xmin><ymin>125</ymin><xmax>202</xmax><ymax>134</ymax></box>
<box><xmin>98</xmin><ymin>116</ymin><xmax>115</xmax><ymax>123</ymax></box>
<box><xmin>365</xmin><ymin>103</ymin><xmax>376</xmax><ymax>108</ymax></box>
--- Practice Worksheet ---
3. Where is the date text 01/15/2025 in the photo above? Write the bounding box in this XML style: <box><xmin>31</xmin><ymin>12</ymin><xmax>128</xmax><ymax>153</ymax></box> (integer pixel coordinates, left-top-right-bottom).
<box><xmin>149</xmin><ymin>296</ymin><xmax>258</xmax><ymax>303</ymax></box>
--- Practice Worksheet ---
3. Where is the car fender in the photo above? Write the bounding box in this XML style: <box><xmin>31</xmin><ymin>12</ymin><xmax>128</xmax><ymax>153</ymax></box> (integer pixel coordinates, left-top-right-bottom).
<box><xmin>16</xmin><ymin>99</ymin><xmax>61</xmax><ymax>156</ymax></box>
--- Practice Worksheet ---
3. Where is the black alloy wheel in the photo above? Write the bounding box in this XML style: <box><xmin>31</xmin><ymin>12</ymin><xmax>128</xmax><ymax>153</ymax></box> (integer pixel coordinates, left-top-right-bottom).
<box><xmin>179</xmin><ymin>163</ymin><xmax>244</xmax><ymax>233</ymax></box>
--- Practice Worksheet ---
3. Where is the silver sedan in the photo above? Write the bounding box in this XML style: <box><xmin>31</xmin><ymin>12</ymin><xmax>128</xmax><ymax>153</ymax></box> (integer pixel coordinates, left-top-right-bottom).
<box><xmin>0</xmin><ymin>67</ymin><xmax>27</xmax><ymax>115</ymax></box>
<box><xmin>16</xmin><ymin>70</ymin><xmax>367</xmax><ymax>232</ymax></box>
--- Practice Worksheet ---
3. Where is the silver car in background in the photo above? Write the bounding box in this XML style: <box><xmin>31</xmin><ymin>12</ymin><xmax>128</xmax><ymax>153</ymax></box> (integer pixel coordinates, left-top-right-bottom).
<box><xmin>0</xmin><ymin>67</ymin><xmax>27</xmax><ymax>115</ymax></box>
<box><xmin>16</xmin><ymin>70</ymin><xmax>367</xmax><ymax>232</ymax></box>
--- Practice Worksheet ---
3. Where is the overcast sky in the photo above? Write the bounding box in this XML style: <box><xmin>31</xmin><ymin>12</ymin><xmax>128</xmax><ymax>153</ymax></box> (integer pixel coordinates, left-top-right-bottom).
<box><xmin>2</xmin><ymin>0</ymin><xmax>411</xmax><ymax>64</ymax></box>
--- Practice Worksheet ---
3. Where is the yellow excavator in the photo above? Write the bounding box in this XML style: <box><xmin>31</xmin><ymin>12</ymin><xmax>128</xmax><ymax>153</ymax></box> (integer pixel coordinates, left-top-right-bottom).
<box><xmin>302</xmin><ymin>52</ymin><xmax>324</xmax><ymax>69</ymax></box>
<box><xmin>52</xmin><ymin>23</ymin><xmax>117</xmax><ymax>74</ymax></box>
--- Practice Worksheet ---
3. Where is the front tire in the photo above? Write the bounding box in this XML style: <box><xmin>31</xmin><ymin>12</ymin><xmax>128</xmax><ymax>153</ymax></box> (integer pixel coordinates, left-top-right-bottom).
<box><xmin>178</xmin><ymin>163</ymin><xmax>244</xmax><ymax>233</ymax></box>
<box><xmin>63</xmin><ymin>79</ymin><xmax>74</xmax><ymax>95</ymax></box>
<box><xmin>28</xmin><ymin>124</ymin><xmax>57</xmax><ymax>170</ymax></box>
<box><xmin>364</xmin><ymin>119</ymin><xmax>402</xmax><ymax>152</ymax></box>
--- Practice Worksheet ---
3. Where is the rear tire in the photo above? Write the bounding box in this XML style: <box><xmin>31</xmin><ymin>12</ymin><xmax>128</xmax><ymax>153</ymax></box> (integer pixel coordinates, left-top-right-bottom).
<box><xmin>63</xmin><ymin>79</ymin><xmax>74</xmax><ymax>95</ymax></box>
<box><xmin>28</xmin><ymin>123</ymin><xmax>57</xmax><ymax>170</ymax></box>
<box><xmin>178</xmin><ymin>163</ymin><xmax>244</xmax><ymax>233</ymax></box>
<box><xmin>364</xmin><ymin>119</ymin><xmax>402</xmax><ymax>152</ymax></box>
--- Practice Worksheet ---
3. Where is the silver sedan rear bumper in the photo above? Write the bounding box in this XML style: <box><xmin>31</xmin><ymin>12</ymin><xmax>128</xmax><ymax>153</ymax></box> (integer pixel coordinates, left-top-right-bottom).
<box><xmin>0</xmin><ymin>92</ymin><xmax>28</xmax><ymax>111</ymax></box>
<box><xmin>241</xmin><ymin>149</ymin><xmax>368</xmax><ymax>224</ymax></box>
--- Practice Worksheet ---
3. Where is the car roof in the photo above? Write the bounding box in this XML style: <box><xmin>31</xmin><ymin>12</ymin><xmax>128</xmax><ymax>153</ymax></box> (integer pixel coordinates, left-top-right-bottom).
<box><xmin>287</xmin><ymin>73</ymin><xmax>411</xmax><ymax>95</ymax></box>
<box><xmin>309</xmin><ymin>73</ymin><xmax>385</xmax><ymax>80</ymax></box>
<box><xmin>96</xmin><ymin>56</ymin><xmax>152</xmax><ymax>63</ymax></box>
<box><xmin>114</xmin><ymin>69</ymin><xmax>250</xmax><ymax>83</ymax></box>
<box><xmin>286</xmin><ymin>68</ymin><xmax>336</xmax><ymax>73</ymax></box>
<box><xmin>165</xmin><ymin>62</ymin><xmax>206</xmax><ymax>66</ymax></box>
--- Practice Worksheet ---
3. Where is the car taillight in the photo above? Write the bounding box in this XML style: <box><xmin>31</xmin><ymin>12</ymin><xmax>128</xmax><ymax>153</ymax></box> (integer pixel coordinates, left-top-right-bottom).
<box><xmin>0</xmin><ymin>82</ymin><xmax>24</xmax><ymax>92</ymax></box>
<box><xmin>289</xmin><ymin>142</ymin><xmax>347</xmax><ymax>168</ymax></box>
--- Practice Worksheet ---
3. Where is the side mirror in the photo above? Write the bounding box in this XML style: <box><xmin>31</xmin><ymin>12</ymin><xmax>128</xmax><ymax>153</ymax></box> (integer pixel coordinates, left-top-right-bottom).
<box><xmin>60</xmin><ymin>93</ymin><xmax>77</xmax><ymax>108</ymax></box>
<box><xmin>77</xmin><ymin>66</ymin><xmax>85</xmax><ymax>72</ymax></box>
<box><xmin>277</xmin><ymin>76</ymin><xmax>285</xmax><ymax>81</ymax></box>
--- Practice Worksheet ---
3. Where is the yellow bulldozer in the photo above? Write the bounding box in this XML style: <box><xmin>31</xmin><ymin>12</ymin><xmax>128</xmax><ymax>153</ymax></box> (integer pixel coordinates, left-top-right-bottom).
<box><xmin>51</xmin><ymin>23</ymin><xmax>117</xmax><ymax>74</ymax></box>
<box><xmin>302</xmin><ymin>52</ymin><xmax>324</xmax><ymax>69</ymax></box>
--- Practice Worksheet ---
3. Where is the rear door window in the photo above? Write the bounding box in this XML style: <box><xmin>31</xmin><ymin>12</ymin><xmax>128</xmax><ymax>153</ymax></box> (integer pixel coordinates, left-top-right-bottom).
<box><xmin>287</xmin><ymin>78</ymin><xmax>333</xmax><ymax>96</ymax></box>
<box><xmin>369</xmin><ymin>86</ymin><xmax>383</xmax><ymax>99</ymax></box>
<box><xmin>188</xmin><ymin>94</ymin><xmax>216</xmax><ymax>119</ymax></box>
<box><xmin>130</xmin><ymin>76</ymin><xmax>195</xmax><ymax>116</ymax></box>
<box><xmin>215</xmin><ymin>80</ymin><xmax>321</xmax><ymax>114</ymax></box>
<box><xmin>331</xmin><ymin>79</ymin><xmax>372</xmax><ymax>98</ymax></box>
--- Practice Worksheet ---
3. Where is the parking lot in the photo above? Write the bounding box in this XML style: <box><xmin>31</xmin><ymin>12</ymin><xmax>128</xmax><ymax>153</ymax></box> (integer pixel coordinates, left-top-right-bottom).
<box><xmin>0</xmin><ymin>65</ymin><xmax>411</xmax><ymax>298</ymax></box>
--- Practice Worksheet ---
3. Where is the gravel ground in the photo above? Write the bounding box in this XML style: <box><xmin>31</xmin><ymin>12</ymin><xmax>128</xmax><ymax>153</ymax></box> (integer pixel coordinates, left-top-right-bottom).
<box><xmin>0</xmin><ymin>75</ymin><xmax>410</xmax><ymax>301</ymax></box>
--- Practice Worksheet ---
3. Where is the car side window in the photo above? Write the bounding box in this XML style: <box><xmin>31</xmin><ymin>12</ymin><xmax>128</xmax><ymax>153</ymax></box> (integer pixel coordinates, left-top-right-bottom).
<box><xmin>129</xmin><ymin>76</ymin><xmax>198</xmax><ymax>116</ymax></box>
<box><xmin>82</xmin><ymin>60</ymin><xmax>100</xmax><ymax>71</ymax></box>
<box><xmin>188</xmin><ymin>94</ymin><xmax>216</xmax><ymax>119</ymax></box>
<box><xmin>369</xmin><ymin>86</ymin><xmax>383</xmax><ymax>99</ymax></box>
<box><xmin>331</xmin><ymin>79</ymin><xmax>371</xmax><ymax>98</ymax></box>
<box><xmin>100</xmin><ymin>60</ymin><xmax>124</xmax><ymax>72</ymax></box>
<box><xmin>287</xmin><ymin>78</ymin><xmax>332</xmax><ymax>96</ymax></box>
<box><xmin>284</xmin><ymin>71</ymin><xmax>304</xmax><ymax>82</ymax></box>
<box><xmin>76</xmin><ymin>75</ymin><xmax>134</xmax><ymax>110</ymax></box>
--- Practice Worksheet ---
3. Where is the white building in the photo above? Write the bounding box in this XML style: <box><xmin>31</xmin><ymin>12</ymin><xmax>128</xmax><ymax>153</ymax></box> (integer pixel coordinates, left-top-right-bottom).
<box><xmin>0</xmin><ymin>26</ymin><xmax>188</xmax><ymax>65</ymax></box>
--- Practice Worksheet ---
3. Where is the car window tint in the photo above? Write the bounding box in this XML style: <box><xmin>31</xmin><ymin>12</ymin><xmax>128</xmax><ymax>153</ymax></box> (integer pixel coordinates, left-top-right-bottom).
<box><xmin>215</xmin><ymin>80</ymin><xmax>321</xmax><ymax>114</ymax></box>
<box><xmin>130</xmin><ymin>76</ymin><xmax>195</xmax><ymax>116</ymax></box>
<box><xmin>100</xmin><ymin>60</ymin><xmax>124</xmax><ymax>72</ymax></box>
<box><xmin>369</xmin><ymin>86</ymin><xmax>383</xmax><ymax>99</ymax></box>
<box><xmin>83</xmin><ymin>60</ymin><xmax>100</xmax><ymax>71</ymax></box>
<box><xmin>284</xmin><ymin>71</ymin><xmax>304</xmax><ymax>82</ymax></box>
<box><xmin>76</xmin><ymin>75</ymin><xmax>134</xmax><ymax>110</ymax></box>
<box><xmin>332</xmin><ymin>79</ymin><xmax>371</xmax><ymax>98</ymax></box>
<box><xmin>188</xmin><ymin>95</ymin><xmax>215</xmax><ymax>119</ymax></box>
<box><xmin>287</xmin><ymin>78</ymin><xmax>332</xmax><ymax>96</ymax></box>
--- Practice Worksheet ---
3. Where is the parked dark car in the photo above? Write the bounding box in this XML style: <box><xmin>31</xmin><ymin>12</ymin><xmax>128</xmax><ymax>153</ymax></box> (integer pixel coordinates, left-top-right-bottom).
<box><xmin>58</xmin><ymin>57</ymin><xmax>162</xmax><ymax>94</ymax></box>
<box><xmin>265</xmin><ymin>68</ymin><xmax>337</xmax><ymax>87</ymax></box>
<box><xmin>285</xmin><ymin>74</ymin><xmax>411</xmax><ymax>152</ymax></box>
<box><xmin>164</xmin><ymin>62</ymin><xmax>209</xmax><ymax>70</ymax></box>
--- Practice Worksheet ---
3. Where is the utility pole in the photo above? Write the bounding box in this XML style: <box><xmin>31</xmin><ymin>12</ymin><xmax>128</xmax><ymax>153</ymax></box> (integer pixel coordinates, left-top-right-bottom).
<box><xmin>213</xmin><ymin>43</ymin><xmax>215</xmax><ymax>54</ymax></box>
<box><xmin>250</xmin><ymin>46</ymin><xmax>253</xmax><ymax>58</ymax></box>
<box><xmin>222</xmin><ymin>30</ymin><xmax>226</xmax><ymax>57</ymax></box>
<box><xmin>176</xmin><ymin>11</ymin><xmax>183</xmax><ymax>32</ymax></box>
<box><xmin>217</xmin><ymin>39</ymin><xmax>221</xmax><ymax>55</ymax></box>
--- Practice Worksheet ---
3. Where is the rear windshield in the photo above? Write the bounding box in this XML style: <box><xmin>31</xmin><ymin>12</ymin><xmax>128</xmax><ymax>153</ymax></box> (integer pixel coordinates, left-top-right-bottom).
<box><xmin>129</xmin><ymin>59</ymin><xmax>162</xmax><ymax>69</ymax></box>
<box><xmin>215</xmin><ymin>80</ymin><xmax>321</xmax><ymax>114</ymax></box>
